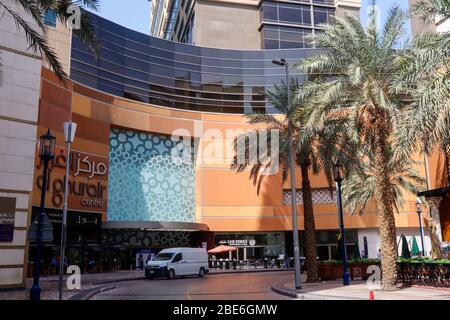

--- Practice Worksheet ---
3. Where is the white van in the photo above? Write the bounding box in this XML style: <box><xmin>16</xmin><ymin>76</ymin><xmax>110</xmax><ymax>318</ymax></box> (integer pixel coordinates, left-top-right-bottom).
<box><xmin>145</xmin><ymin>247</ymin><xmax>209</xmax><ymax>280</ymax></box>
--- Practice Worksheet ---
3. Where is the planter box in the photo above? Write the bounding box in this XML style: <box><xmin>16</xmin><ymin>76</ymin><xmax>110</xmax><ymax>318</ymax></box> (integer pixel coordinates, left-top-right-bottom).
<box><xmin>318</xmin><ymin>264</ymin><xmax>343</xmax><ymax>280</ymax></box>
<box><xmin>349</xmin><ymin>263</ymin><xmax>377</xmax><ymax>280</ymax></box>
<box><xmin>319</xmin><ymin>263</ymin><xmax>380</xmax><ymax>281</ymax></box>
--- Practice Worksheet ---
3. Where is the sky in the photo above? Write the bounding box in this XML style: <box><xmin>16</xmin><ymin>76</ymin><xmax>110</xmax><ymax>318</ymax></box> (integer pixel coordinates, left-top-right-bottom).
<box><xmin>91</xmin><ymin>0</ymin><xmax>411</xmax><ymax>37</ymax></box>
<box><xmin>360</xmin><ymin>0</ymin><xmax>412</xmax><ymax>40</ymax></box>
<box><xmin>91</xmin><ymin>0</ymin><xmax>151</xmax><ymax>34</ymax></box>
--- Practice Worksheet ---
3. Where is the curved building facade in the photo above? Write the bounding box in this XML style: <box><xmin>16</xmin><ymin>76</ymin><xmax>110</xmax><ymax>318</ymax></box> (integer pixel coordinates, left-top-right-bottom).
<box><xmin>28</xmin><ymin>13</ymin><xmax>440</xmax><ymax>273</ymax></box>
<box><xmin>70</xmin><ymin>12</ymin><xmax>318</xmax><ymax>114</ymax></box>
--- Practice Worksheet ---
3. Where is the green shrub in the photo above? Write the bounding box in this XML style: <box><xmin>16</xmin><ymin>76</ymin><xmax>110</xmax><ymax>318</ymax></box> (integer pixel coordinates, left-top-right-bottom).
<box><xmin>319</xmin><ymin>259</ymin><xmax>380</xmax><ymax>265</ymax></box>
<box><xmin>397</xmin><ymin>258</ymin><xmax>450</xmax><ymax>265</ymax></box>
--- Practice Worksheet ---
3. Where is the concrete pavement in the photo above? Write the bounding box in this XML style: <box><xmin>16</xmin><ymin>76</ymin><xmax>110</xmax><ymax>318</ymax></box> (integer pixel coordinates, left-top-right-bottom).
<box><xmin>2</xmin><ymin>269</ymin><xmax>449</xmax><ymax>300</ymax></box>
<box><xmin>272</xmin><ymin>274</ymin><xmax>450</xmax><ymax>300</ymax></box>
<box><xmin>0</xmin><ymin>267</ymin><xmax>291</xmax><ymax>300</ymax></box>
<box><xmin>91</xmin><ymin>272</ymin><xmax>292</xmax><ymax>300</ymax></box>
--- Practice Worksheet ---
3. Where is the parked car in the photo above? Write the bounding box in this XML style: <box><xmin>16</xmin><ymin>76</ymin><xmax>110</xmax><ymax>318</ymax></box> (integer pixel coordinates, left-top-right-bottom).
<box><xmin>145</xmin><ymin>247</ymin><xmax>209</xmax><ymax>280</ymax></box>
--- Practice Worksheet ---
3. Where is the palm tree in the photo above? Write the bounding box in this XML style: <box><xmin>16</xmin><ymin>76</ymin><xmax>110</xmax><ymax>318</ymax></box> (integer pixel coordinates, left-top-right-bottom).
<box><xmin>394</xmin><ymin>0</ymin><xmax>450</xmax><ymax>160</ymax></box>
<box><xmin>342</xmin><ymin>146</ymin><xmax>426</xmax><ymax>215</ymax></box>
<box><xmin>231</xmin><ymin>81</ymin><xmax>356</xmax><ymax>282</ymax></box>
<box><xmin>296</xmin><ymin>5</ymin><xmax>411</xmax><ymax>289</ymax></box>
<box><xmin>0</xmin><ymin>0</ymin><xmax>99</xmax><ymax>80</ymax></box>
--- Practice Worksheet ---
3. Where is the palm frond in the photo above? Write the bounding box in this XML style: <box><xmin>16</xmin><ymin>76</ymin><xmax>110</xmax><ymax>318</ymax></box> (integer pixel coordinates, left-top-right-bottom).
<box><xmin>0</xmin><ymin>2</ymin><xmax>67</xmax><ymax>79</ymax></box>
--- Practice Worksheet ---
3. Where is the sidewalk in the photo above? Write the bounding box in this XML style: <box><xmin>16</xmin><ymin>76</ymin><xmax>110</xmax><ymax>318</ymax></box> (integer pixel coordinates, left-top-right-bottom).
<box><xmin>0</xmin><ymin>270</ymin><xmax>143</xmax><ymax>300</ymax></box>
<box><xmin>272</xmin><ymin>276</ymin><xmax>450</xmax><ymax>300</ymax></box>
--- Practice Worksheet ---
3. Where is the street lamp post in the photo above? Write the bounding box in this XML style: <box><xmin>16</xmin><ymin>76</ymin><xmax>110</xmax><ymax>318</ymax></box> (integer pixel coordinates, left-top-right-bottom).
<box><xmin>272</xmin><ymin>58</ymin><xmax>302</xmax><ymax>290</ymax></box>
<box><xmin>416</xmin><ymin>197</ymin><xmax>426</xmax><ymax>257</ymax></box>
<box><xmin>30</xmin><ymin>129</ymin><xmax>56</xmax><ymax>301</ymax></box>
<box><xmin>58</xmin><ymin>122</ymin><xmax>77</xmax><ymax>300</ymax></box>
<box><xmin>333</xmin><ymin>161</ymin><xmax>350</xmax><ymax>286</ymax></box>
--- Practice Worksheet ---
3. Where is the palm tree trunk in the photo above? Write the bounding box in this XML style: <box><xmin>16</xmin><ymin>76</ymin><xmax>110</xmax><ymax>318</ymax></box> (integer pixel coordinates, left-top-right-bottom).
<box><xmin>373</xmin><ymin>125</ymin><xmax>398</xmax><ymax>290</ymax></box>
<box><xmin>300</xmin><ymin>164</ymin><xmax>319</xmax><ymax>282</ymax></box>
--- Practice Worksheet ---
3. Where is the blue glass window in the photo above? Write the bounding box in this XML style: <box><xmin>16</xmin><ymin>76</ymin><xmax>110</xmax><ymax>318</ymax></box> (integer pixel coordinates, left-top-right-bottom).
<box><xmin>44</xmin><ymin>9</ymin><xmax>57</xmax><ymax>27</ymax></box>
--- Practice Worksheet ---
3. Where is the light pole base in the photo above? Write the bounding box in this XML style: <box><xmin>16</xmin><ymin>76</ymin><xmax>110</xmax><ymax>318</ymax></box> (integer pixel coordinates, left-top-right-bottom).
<box><xmin>295</xmin><ymin>285</ymin><xmax>302</xmax><ymax>290</ymax></box>
<box><xmin>30</xmin><ymin>284</ymin><xmax>41</xmax><ymax>301</ymax></box>
<box><xmin>343</xmin><ymin>272</ymin><xmax>350</xmax><ymax>286</ymax></box>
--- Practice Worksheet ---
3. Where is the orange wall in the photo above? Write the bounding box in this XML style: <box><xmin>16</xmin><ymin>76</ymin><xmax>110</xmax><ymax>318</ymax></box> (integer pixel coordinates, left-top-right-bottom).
<box><xmin>35</xmin><ymin>68</ymin><xmax>429</xmax><ymax>232</ymax></box>
<box><xmin>426</xmin><ymin>148</ymin><xmax>449</xmax><ymax>189</ymax></box>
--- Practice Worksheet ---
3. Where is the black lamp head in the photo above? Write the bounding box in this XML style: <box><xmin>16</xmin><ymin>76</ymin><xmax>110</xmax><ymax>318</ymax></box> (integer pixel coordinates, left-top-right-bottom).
<box><xmin>333</xmin><ymin>161</ymin><xmax>344</xmax><ymax>183</ymax></box>
<box><xmin>39</xmin><ymin>129</ymin><xmax>56</xmax><ymax>160</ymax></box>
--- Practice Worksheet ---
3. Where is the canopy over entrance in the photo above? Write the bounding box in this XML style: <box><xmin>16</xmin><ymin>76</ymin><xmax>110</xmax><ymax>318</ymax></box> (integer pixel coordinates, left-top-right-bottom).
<box><xmin>208</xmin><ymin>245</ymin><xmax>237</xmax><ymax>254</ymax></box>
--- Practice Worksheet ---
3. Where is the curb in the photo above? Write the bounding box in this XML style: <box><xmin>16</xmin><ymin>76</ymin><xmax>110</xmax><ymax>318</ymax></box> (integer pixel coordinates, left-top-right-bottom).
<box><xmin>271</xmin><ymin>282</ymin><xmax>367</xmax><ymax>300</ymax></box>
<box><xmin>271</xmin><ymin>284</ymin><xmax>300</xmax><ymax>298</ymax></box>
<box><xmin>70</xmin><ymin>285</ymin><xmax>116</xmax><ymax>300</ymax></box>
<box><xmin>93</xmin><ymin>276</ymin><xmax>145</xmax><ymax>285</ymax></box>
<box><xmin>210</xmin><ymin>268</ymin><xmax>292</xmax><ymax>276</ymax></box>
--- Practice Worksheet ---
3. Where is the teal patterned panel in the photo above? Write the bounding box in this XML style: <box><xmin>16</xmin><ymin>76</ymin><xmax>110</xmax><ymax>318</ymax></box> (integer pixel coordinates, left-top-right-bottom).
<box><xmin>108</xmin><ymin>128</ymin><xmax>195</xmax><ymax>222</ymax></box>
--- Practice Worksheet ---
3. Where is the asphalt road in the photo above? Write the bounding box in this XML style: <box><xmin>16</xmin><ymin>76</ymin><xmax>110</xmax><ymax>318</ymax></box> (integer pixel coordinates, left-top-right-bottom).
<box><xmin>91</xmin><ymin>271</ymin><xmax>294</xmax><ymax>300</ymax></box>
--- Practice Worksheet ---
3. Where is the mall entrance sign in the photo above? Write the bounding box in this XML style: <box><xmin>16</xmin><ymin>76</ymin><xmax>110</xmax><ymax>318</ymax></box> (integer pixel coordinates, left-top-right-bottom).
<box><xmin>0</xmin><ymin>197</ymin><xmax>16</xmax><ymax>242</ymax></box>
<box><xmin>219</xmin><ymin>239</ymin><xmax>256</xmax><ymax>247</ymax></box>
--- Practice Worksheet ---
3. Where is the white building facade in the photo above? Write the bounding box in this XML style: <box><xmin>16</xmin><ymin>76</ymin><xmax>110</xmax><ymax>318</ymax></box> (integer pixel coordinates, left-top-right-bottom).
<box><xmin>0</xmin><ymin>2</ymin><xmax>42</xmax><ymax>289</ymax></box>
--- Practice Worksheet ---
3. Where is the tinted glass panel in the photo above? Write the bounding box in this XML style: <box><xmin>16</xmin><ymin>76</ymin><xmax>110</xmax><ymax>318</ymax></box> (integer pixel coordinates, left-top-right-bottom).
<box><xmin>71</xmin><ymin>12</ymin><xmax>319</xmax><ymax>114</ymax></box>
<box><xmin>44</xmin><ymin>9</ymin><xmax>57</xmax><ymax>27</ymax></box>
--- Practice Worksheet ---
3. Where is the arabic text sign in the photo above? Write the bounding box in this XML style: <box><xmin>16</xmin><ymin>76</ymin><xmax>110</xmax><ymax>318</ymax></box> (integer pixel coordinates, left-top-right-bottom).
<box><xmin>34</xmin><ymin>147</ymin><xmax>108</xmax><ymax>212</ymax></box>
<box><xmin>37</xmin><ymin>148</ymin><xmax>108</xmax><ymax>180</ymax></box>
<box><xmin>0</xmin><ymin>197</ymin><xmax>16</xmax><ymax>242</ymax></box>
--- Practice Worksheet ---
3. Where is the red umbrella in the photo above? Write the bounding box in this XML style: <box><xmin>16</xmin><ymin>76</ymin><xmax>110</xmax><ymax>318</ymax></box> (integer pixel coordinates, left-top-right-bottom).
<box><xmin>208</xmin><ymin>245</ymin><xmax>237</xmax><ymax>253</ymax></box>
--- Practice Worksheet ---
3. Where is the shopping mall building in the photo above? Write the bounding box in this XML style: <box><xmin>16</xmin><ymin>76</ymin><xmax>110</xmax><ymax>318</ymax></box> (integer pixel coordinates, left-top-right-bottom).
<box><xmin>0</xmin><ymin>0</ymin><xmax>449</xmax><ymax>289</ymax></box>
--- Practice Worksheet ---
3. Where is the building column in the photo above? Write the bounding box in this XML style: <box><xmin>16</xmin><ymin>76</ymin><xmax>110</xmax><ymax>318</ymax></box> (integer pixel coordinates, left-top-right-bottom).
<box><xmin>427</xmin><ymin>197</ymin><xmax>444</xmax><ymax>242</ymax></box>
<box><xmin>426</xmin><ymin>196</ymin><xmax>444</xmax><ymax>259</ymax></box>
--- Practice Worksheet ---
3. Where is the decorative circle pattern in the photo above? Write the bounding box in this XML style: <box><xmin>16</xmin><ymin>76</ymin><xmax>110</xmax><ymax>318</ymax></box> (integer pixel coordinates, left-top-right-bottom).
<box><xmin>102</xmin><ymin>230</ymin><xmax>191</xmax><ymax>247</ymax></box>
<box><xmin>108</xmin><ymin>128</ymin><xmax>196</xmax><ymax>222</ymax></box>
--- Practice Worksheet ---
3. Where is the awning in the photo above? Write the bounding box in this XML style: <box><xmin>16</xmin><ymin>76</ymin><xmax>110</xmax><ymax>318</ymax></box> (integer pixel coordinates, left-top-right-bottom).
<box><xmin>417</xmin><ymin>187</ymin><xmax>450</xmax><ymax>198</ymax></box>
<box><xmin>208</xmin><ymin>245</ymin><xmax>237</xmax><ymax>253</ymax></box>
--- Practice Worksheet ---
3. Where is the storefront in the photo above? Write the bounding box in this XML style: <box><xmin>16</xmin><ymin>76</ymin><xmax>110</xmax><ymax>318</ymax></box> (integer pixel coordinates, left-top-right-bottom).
<box><xmin>30</xmin><ymin>138</ymin><xmax>109</xmax><ymax>274</ymax></box>
<box><xmin>215</xmin><ymin>230</ymin><xmax>360</xmax><ymax>261</ymax></box>
<box><xmin>314</xmin><ymin>230</ymin><xmax>360</xmax><ymax>261</ymax></box>
<box><xmin>214</xmin><ymin>232</ymin><xmax>286</xmax><ymax>260</ymax></box>
<box><xmin>29</xmin><ymin>207</ymin><xmax>102</xmax><ymax>275</ymax></box>
<box><xmin>101</xmin><ymin>221</ymin><xmax>213</xmax><ymax>269</ymax></box>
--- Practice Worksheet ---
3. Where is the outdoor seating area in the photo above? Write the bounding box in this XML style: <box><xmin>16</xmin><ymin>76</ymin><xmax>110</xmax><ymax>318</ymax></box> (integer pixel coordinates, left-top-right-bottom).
<box><xmin>208</xmin><ymin>258</ymin><xmax>297</xmax><ymax>271</ymax></box>
<box><xmin>207</xmin><ymin>244</ymin><xmax>304</xmax><ymax>271</ymax></box>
